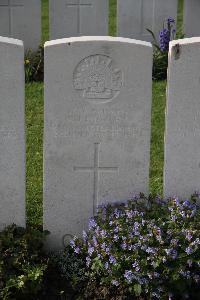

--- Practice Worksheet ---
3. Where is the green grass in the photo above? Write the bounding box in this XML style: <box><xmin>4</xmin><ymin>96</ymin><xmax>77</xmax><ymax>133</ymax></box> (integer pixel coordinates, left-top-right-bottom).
<box><xmin>109</xmin><ymin>0</ymin><xmax>117</xmax><ymax>36</ymax></box>
<box><xmin>42</xmin><ymin>0</ymin><xmax>49</xmax><ymax>43</ymax></box>
<box><xmin>177</xmin><ymin>0</ymin><xmax>184</xmax><ymax>38</ymax></box>
<box><xmin>26</xmin><ymin>0</ymin><xmax>184</xmax><ymax>225</ymax></box>
<box><xmin>150</xmin><ymin>81</ymin><xmax>166</xmax><ymax>196</ymax></box>
<box><xmin>26</xmin><ymin>83</ymin><xmax>44</xmax><ymax>225</ymax></box>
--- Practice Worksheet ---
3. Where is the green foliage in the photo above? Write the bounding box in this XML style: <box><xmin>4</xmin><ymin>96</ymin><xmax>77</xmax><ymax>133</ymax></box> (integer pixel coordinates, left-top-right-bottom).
<box><xmin>50</xmin><ymin>246</ymin><xmax>88</xmax><ymax>298</ymax></box>
<box><xmin>25</xmin><ymin>46</ymin><xmax>44</xmax><ymax>83</ymax></box>
<box><xmin>0</xmin><ymin>224</ymin><xmax>48</xmax><ymax>300</ymax></box>
<box><xmin>70</xmin><ymin>195</ymin><xmax>200</xmax><ymax>299</ymax></box>
<box><xmin>152</xmin><ymin>50</ymin><xmax>168</xmax><ymax>81</ymax></box>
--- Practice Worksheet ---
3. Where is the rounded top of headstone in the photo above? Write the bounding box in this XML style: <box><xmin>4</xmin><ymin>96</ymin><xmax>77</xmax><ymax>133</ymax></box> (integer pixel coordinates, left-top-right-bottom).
<box><xmin>170</xmin><ymin>37</ymin><xmax>200</xmax><ymax>48</ymax></box>
<box><xmin>0</xmin><ymin>36</ymin><xmax>23</xmax><ymax>47</ymax></box>
<box><xmin>45</xmin><ymin>36</ymin><xmax>152</xmax><ymax>48</ymax></box>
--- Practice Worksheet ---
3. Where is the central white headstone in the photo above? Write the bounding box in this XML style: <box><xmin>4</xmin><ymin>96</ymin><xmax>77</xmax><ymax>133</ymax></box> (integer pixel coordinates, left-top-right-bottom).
<box><xmin>0</xmin><ymin>0</ymin><xmax>41</xmax><ymax>51</ymax></box>
<box><xmin>0</xmin><ymin>36</ymin><xmax>25</xmax><ymax>230</ymax></box>
<box><xmin>49</xmin><ymin>0</ymin><xmax>108</xmax><ymax>40</ymax></box>
<box><xmin>117</xmin><ymin>0</ymin><xmax>178</xmax><ymax>42</ymax></box>
<box><xmin>44</xmin><ymin>37</ymin><xmax>152</xmax><ymax>251</ymax></box>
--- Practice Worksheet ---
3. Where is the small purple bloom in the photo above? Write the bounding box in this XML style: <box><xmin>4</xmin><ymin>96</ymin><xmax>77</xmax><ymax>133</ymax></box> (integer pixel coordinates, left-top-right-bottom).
<box><xmin>109</xmin><ymin>255</ymin><xmax>117</xmax><ymax>264</ymax></box>
<box><xmin>88</xmin><ymin>218</ymin><xmax>97</xmax><ymax>230</ymax></box>
<box><xmin>82</xmin><ymin>230</ymin><xmax>88</xmax><ymax>244</ymax></box>
<box><xmin>124</xmin><ymin>270</ymin><xmax>134</xmax><ymax>283</ymax></box>
<box><xmin>74</xmin><ymin>247</ymin><xmax>80</xmax><ymax>254</ymax></box>
<box><xmin>111</xmin><ymin>280</ymin><xmax>119</xmax><ymax>286</ymax></box>
<box><xmin>92</xmin><ymin>236</ymin><xmax>98</xmax><ymax>247</ymax></box>
<box><xmin>70</xmin><ymin>239</ymin><xmax>75</xmax><ymax>249</ymax></box>
<box><xmin>167</xmin><ymin>17</ymin><xmax>175</xmax><ymax>24</ymax></box>
<box><xmin>86</xmin><ymin>256</ymin><xmax>91</xmax><ymax>267</ymax></box>
<box><xmin>105</xmin><ymin>262</ymin><xmax>109</xmax><ymax>270</ymax></box>
<box><xmin>185</xmin><ymin>246</ymin><xmax>193</xmax><ymax>255</ymax></box>
<box><xmin>88</xmin><ymin>245</ymin><xmax>94</xmax><ymax>256</ymax></box>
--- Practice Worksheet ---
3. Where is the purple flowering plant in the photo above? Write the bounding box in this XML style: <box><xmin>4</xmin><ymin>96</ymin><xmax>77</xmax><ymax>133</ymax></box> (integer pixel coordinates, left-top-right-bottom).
<box><xmin>69</xmin><ymin>194</ymin><xmax>200</xmax><ymax>299</ymax></box>
<box><xmin>148</xmin><ymin>17</ymin><xmax>176</xmax><ymax>53</ymax></box>
<box><xmin>149</xmin><ymin>17</ymin><xmax>176</xmax><ymax>80</ymax></box>
<box><xmin>159</xmin><ymin>17</ymin><xmax>176</xmax><ymax>52</ymax></box>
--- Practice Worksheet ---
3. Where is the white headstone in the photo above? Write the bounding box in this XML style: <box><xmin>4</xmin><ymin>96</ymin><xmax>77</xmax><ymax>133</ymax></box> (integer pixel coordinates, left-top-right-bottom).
<box><xmin>117</xmin><ymin>0</ymin><xmax>178</xmax><ymax>42</ymax></box>
<box><xmin>164</xmin><ymin>37</ymin><xmax>200</xmax><ymax>198</ymax></box>
<box><xmin>0</xmin><ymin>36</ymin><xmax>25</xmax><ymax>230</ymax></box>
<box><xmin>184</xmin><ymin>0</ymin><xmax>200</xmax><ymax>38</ymax></box>
<box><xmin>44</xmin><ymin>36</ymin><xmax>152</xmax><ymax>251</ymax></box>
<box><xmin>0</xmin><ymin>0</ymin><xmax>41</xmax><ymax>51</ymax></box>
<box><xmin>49</xmin><ymin>0</ymin><xmax>108</xmax><ymax>40</ymax></box>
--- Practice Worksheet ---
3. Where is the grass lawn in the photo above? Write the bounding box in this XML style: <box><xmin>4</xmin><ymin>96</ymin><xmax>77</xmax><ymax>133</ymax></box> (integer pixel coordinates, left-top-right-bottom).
<box><xmin>26</xmin><ymin>0</ymin><xmax>183</xmax><ymax>225</ymax></box>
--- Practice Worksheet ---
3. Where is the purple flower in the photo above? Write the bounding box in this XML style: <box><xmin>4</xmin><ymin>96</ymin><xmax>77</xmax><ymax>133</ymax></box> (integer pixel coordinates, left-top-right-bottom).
<box><xmin>167</xmin><ymin>17</ymin><xmax>175</xmax><ymax>24</ymax></box>
<box><xmin>192</xmin><ymin>238</ymin><xmax>200</xmax><ymax>246</ymax></box>
<box><xmin>185</xmin><ymin>246</ymin><xmax>193</xmax><ymax>255</ymax></box>
<box><xmin>100</xmin><ymin>229</ymin><xmax>107</xmax><ymax>238</ymax></box>
<box><xmin>124</xmin><ymin>270</ymin><xmax>134</xmax><ymax>283</ymax></box>
<box><xmin>74</xmin><ymin>247</ymin><xmax>80</xmax><ymax>254</ymax></box>
<box><xmin>111</xmin><ymin>280</ymin><xmax>119</xmax><ymax>286</ymax></box>
<box><xmin>146</xmin><ymin>247</ymin><xmax>156</xmax><ymax>254</ymax></box>
<box><xmin>92</xmin><ymin>236</ymin><xmax>98</xmax><ymax>247</ymax></box>
<box><xmin>105</xmin><ymin>247</ymin><xmax>110</xmax><ymax>254</ymax></box>
<box><xmin>82</xmin><ymin>230</ymin><xmax>88</xmax><ymax>244</ymax></box>
<box><xmin>171</xmin><ymin>249</ymin><xmax>177</xmax><ymax>260</ymax></box>
<box><xmin>171</xmin><ymin>239</ymin><xmax>178</xmax><ymax>246</ymax></box>
<box><xmin>88</xmin><ymin>245</ymin><xmax>94</xmax><ymax>256</ymax></box>
<box><xmin>114</xmin><ymin>226</ymin><xmax>119</xmax><ymax>233</ymax></box>
<box><xmin>165</xmin><ymin>248</ymin><xmax>177</xmax><ymax>259</ymax></box>
<box><xmin>70</xmin><ymin>239</ymin><xmax>75</xmax><ymax>249</ymax></box>
<box><xmin>105</xmin><ymin>262</ymin><xmax>109</xmax><ymax>269</ymax></box>
<box><xmin>86</xmin><ymin>256</ymin><xmax>91</xmax><ymax>267</ymax></box>
<box><xmin>109</xmin><ymin>255</ymin><xmax>117</xmax><ymax>264</ymax></box>
<box><xmin>101</xmin><ymin>242</ymin><xmax>106</xmax><ymax>250</ymax></box>
<box><xmin>121</xmin><ymin>242</ymin><xmax>127</xmax><ymax>250</ymax></box>
<box><xmin>186</xmin><ymin>231</ymin><xmax>193</xmax><ymax>241</ymax></box>
<box><xmin>183</xmin><ymin>200</ymin><xmax>191</xmax><ymax>207</ymax></box>
<box><xmin>114</xmin><ymin>234</ymin><xmax>119</xmax><ymax>241</ymax></box>
<box><xmin>159</xmin><ymin>17</ymin><xmax>176</xmax><ymax>52</ymax></box>
<box><xmin>88</xmin><ymin>218</ymin><xmax>97</xmax><ymax>230</ymax></box>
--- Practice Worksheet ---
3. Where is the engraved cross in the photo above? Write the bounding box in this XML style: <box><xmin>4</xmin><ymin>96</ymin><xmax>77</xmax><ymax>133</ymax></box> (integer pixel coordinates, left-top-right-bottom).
<box><xmin>74</xmin><ymin>143</ymin><xmax>119</xmax><ymax>213</ymax></box>
<box><xmin>66</xmin><ymin>0</ymin><xmax>92</xmax><ymax>34</ymax></box>
<box><xmin>0</xmin><ymin>0</ymin><xmax>24</xmax><ymax>35</ymax></box>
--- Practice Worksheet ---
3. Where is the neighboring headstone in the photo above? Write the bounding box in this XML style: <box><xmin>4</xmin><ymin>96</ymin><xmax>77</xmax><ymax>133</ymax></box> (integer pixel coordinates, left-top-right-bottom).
<box><xmin>164</xmin><ymin>37</ymin><xmax>200</xmax><ymax>198</ymax></box>
<box><xmin>49</xmin><ymin>0</ymin><xmax>108</xmax><ymax>39</ymax></box>
<box><xmin>117</xmin><ymin>0</ymin><xmax>178</xmax><ymax>42</ymax></box>
<box><xmin>44</xmin><ymin>36</ymin><xmax>152</xmax><ymax>251</ymax></box>
<box><xmin>0</xmin><ymin>0</ymin><xmax>41</xmax><ymax>51</ymax></box>
<box><xmin>184</xmin><ymin>0</ymin><xmax>200</xmax><ymax>38</ymax></box>
<box><xmin>0</xmin><ymin>36</ymin><xmax>25</xmax><ymax>230</ymax></box>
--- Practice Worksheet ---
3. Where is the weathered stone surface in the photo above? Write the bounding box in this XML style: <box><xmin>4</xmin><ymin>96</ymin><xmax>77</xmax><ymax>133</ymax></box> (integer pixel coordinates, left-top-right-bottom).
<box><xmin>0</xmin><ymin>0</ymin><xmax>41</xmax><ymax>51</ymax></box>
<box><xmin>184</xmin><ymin>0</ymin><xmax>200</xmax><ymax>38</ymax></box>
<box><xmin>49</xmin><ymin>0</ymin><xmax>108</xmax><ymax>39</ymax></box>
<box><xmin>117</xmin><ymin>0</ymin><xmax>178</xmax><ymax>42</ymax></box>
<box><xmin>0</xmin><ymin>36</ymin><xmax>25</xmax><ymax>230</ymax></box>
<box><xmin>164</xmin><ymin>37</ymin><xmax>200</xmax><ymax>198</ymax></box>
<box><xmin>44</xmin><ymin>36</ymin><xmax>152</xmax><ymax>251</ymax></box>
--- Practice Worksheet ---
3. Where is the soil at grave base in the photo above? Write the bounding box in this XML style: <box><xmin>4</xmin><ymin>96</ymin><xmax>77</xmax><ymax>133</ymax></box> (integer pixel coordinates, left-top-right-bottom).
<box><xmin>41</xmin><ymin>291</ymin><xmax>146</xmax><ymax>300</ymax></box>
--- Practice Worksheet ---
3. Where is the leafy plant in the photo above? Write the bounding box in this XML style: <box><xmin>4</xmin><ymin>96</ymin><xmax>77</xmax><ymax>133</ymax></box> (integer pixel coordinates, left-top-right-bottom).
<box><xmin>25</xmin><ymin>46</ymin><xmax>44</xmax><ymax>83</ymax></box>
<box><xmin>70</xmin><ymin>194</ymin><xmax>200</xmax><ymax>299</ymax></box>
<box><xmin>49</xmin><ymin>246</ymin><xmax>88</xmax><ymax>299</ymax></box>
<box><xmin>0</xmin><ymin>224</ymin><xmax>48</xmax><ymax>300</ymax></box>
<box><xmin>147</xmin><ymin>17</ymin><xmax>176</xmax><ymax>81</ymax></box>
